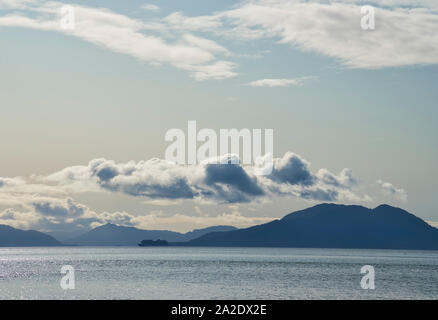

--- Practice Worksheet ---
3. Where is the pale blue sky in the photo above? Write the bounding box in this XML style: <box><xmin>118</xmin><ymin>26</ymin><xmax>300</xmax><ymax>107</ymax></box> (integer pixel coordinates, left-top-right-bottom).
<box><xmin>0</xmin><ymin>0</ymin><xmax>437</xmax><ymax>233</ymax></box>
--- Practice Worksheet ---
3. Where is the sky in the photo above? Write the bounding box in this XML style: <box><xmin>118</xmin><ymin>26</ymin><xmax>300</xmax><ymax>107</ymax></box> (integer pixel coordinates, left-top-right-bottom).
<box><xmin>0</xmin><ymin>0</ymin><xmax>437</xmax><ymax>237</ymax></box>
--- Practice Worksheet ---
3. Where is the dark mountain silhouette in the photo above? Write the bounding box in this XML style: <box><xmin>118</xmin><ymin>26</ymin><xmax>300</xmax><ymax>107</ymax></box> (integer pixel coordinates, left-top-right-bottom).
<box><xmin>182</xmin><ymin>204</ymin><xmax>438</xmax><ymax>250</ymax></box>
<box><xmin>65</xmin><ymin>224</ymin><xmax>237</xmax><ymax>246</ymax></box>
<box><xmin>0</xmin><ymin>225</ymin><xmax>61</xmax><ymax>247</ymax></box>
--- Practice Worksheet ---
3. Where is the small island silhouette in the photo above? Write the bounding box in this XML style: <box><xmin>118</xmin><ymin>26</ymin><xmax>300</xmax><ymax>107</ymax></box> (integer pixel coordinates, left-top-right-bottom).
<box><xmin>138</xmin><ymin>239</ymin><xmax>169</xmax><ymax>247</ymax></box>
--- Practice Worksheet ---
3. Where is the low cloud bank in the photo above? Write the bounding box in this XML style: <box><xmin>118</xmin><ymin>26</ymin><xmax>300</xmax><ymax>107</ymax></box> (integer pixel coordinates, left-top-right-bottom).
<box><xmin>40</xmin><ymin>152</ymin><xmax>361</xmax><ymax>203</ymax></box>
<box><xmin>0</xmin><ymin>151</ymin><xmax>405</xmax><ymax>233</ymax></box>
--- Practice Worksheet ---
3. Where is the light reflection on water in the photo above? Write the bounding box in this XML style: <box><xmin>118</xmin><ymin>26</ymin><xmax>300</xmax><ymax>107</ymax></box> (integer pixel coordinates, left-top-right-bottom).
<box><xmin>0</xmin><ymin>247</ymin><xmax>437</xmax><ymax>299</ymax></box>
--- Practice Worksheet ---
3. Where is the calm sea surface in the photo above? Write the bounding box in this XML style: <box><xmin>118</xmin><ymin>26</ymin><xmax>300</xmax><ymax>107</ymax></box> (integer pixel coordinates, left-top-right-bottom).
<box><xmin>0</xmin><ymin>247</ymin><xmax>437</xmax><ymax>300</ymax></box>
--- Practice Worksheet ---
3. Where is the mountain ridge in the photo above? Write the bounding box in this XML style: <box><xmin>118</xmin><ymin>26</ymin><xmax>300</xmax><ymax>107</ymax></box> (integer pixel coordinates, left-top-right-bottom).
<box><xmin>181</xmin><ymin>203</ymin><xmax>438</xmax><ymax>250</ymax></box>
<box><xmin>1</xmin><ymin>203</ymin><xmax>437</xmax><ymax>249</ymax></box>
<box><xmin>0</xmin><ymin>224</ymin><xmax>61</xmax><ymax>247</ymax></box>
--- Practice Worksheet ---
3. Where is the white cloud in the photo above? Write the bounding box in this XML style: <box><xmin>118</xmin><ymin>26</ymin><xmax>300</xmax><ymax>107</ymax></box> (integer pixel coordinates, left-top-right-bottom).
<box><xmin>341</xmin><ymin>0</ymin><xmax>438</xmax><ymax>9</ymax></box>
<box><xmin>0</xmin><ymin>193</ymin><xmax>273</xmax><ymax>233</ymax></box>
<box><xmin>0</xmin><ymin>152</ymin><xmax>367</xmax><ymax>205</ymax></box>
<box><xmin>163</xmin><ymin>11</ymin><xmax>223</xmax><ymax>31</ymax></box>
<box><xmin>229</xmin><ymin>1</ymin><xmax>438</xmax><ymax>68</ymax></box>
<box><xmin>377</xmin><ymin>180</ymin><xmax>408</xmax><ymax>201</ymax></box>
<box><xmin>24</xmin><ymin>152</ymin><xmax>367</xmax><ymax>204</ymax></box>
<box><xmin>1</xmin><ymin>0</ymin><xmax>437</xmax><ymax>81</ymax></box>
<box><xmin>1</xmin><ymin>152</ymin><xmax>404</xmax><ymax>233</ymax></box>
<box><xmin>246</xmin><ymin>77</ymin><xmax>315</xmax><ymax>87</ymax></box>
<box><xmin>182</xmin><ymin>33</ymin><xmax>230</xmax><ymax>55</ymax></box>
<box><xmin>163</xmin><ymin>0</ymin><xmax>438</xmax><ymax>69</ymax></box>
<box><xmin>0</xmin><ymin>177</ymin><xmax>26</xmax><ymax>188</ymax></box>
<box><xmin>0</xmin><ymin>2</ymin><xmax>237</xmax><ymax>80</ymax></box>
<box><xmin>141</xmin><ymin>4</ymin><xmax>160</xmax><ymax>12</ymax></box>
<box><xmin>180</xmin><ymin>60</ymin><xmax>238</xmax><ymax>81</ymax></box>
<box><xmin>0</xmin><ymin>195</ymin><xmax>107</xmax><ymax>232</ymax></box>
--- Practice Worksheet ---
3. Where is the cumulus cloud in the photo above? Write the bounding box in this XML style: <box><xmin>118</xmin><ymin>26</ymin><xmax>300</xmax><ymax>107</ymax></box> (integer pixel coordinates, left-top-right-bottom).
<box><xmin>85</xmin><ymin>158</ymin><xmax>198</xmax><ymax>199</ymax></box>
<box><xmin>203</xmin><ymin>163</ymin><xmax>265</xmax><ymax>203</ymax></box>
<box><xmin>246</xmin><ymin>77</ymin><xmax>315</xmax><ymax>87</ymax></box>
<box><xmin>33</xmin><ymin>197</ymin><xmax>85</xmax><ymax>218</ymax></box>
<box><xmin>0</xmin><ymin>150</ymin><xmax>392</xmax><ymax>233</ymax></box>
<box><xmin>377</xmin><ymin>180</ymin><xmax>407</xmax><ymax>201</ymax></box>
<box><xmin>0</xmin><ymin>195</ymin><xmax>137</xmax><ymax>233</ymax></box>
<box><xmin>269</xmin><ymin>152</ymin><xmax>315</xmax><ymax>186</ymax></box>
<box><xmin>0</xmin><ymin>194</ymin><xmax>273</xmax><ymax>234</ymax></box>
<box><xmin>34</xmin><ymin>151</ymin><xmax>367</xmax><ymax>204</ymax></box>
<box><xmin>0</xmin><ymin>177</ymin><xmax>25</xmax><ymax>188</ymax></box>
<box><xmin>316</xmin><ymin>168</ymin><xmax>357</xmax><ymax>189</ymax></box>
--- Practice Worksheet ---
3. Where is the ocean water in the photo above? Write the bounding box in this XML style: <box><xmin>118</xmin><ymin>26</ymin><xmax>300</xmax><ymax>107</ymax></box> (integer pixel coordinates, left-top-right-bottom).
<box><xmin>0</xmin><ymin>247</ymin><xmax>437</xmax><ymax>300</ymax></box>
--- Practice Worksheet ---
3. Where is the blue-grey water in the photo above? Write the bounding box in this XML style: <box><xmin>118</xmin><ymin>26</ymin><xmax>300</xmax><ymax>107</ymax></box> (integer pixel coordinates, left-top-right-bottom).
<box><xmin>0</xmin><ymin>247</ymin><xmax>437</xmax><ymax>300</ymax></box>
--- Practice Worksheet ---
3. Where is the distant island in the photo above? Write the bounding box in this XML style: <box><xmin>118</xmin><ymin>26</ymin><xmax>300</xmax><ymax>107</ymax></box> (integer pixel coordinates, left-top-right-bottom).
<box><xmin>0</xmin><ymin>224</ymin><xmax>61</xmax><ymax>247</ymax></box>
<box><xmin>1</xmin><ymin>204</ymin><xmax>438</xmax><ymax>250</ymax></box>
<box><xmin>138</xmin><ymin>239</ymin><xmax>169</xmax><ymax>247</ymax></box>
<box><xmin>179</xmin><ymin>204</ymin><xmax>438</xmax><ymax>250</ymax></box>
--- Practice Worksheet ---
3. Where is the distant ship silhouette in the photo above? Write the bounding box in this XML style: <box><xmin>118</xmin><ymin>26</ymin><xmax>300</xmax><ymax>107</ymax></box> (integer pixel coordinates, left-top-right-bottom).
<box><xmin>138</xmin><ymin>239</ymin><xmax>169</xmax><ymax>247</ymax></box>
